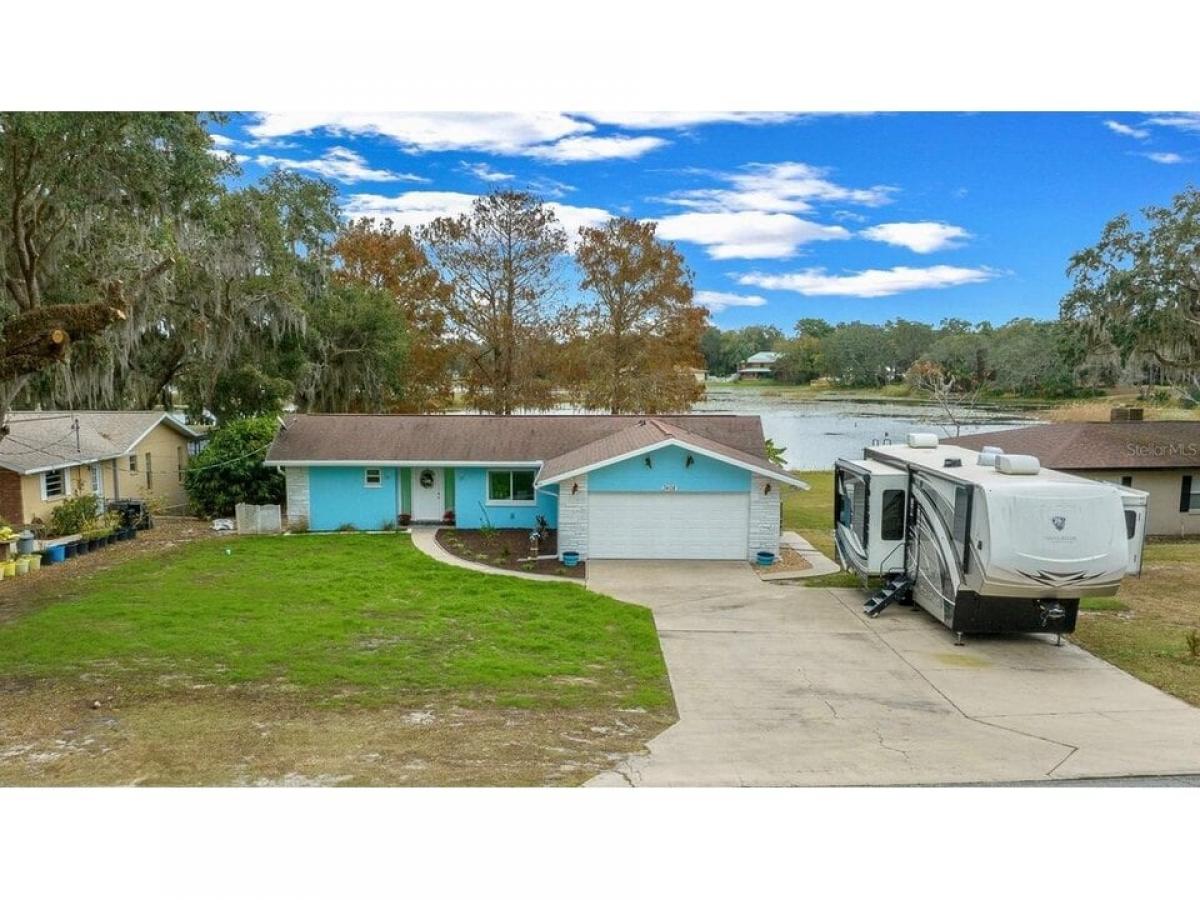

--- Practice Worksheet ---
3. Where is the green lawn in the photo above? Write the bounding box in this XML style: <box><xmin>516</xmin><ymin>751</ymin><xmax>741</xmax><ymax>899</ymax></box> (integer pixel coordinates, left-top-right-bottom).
<box><xmin>783</xmin><ymin>470</ymin><xmax>862</xmax><ymax>588</ymax></box>
<box><xmin>0</xmin><ymin>534</ymin><xmax>671</xmax><ymax>712</ymax></box>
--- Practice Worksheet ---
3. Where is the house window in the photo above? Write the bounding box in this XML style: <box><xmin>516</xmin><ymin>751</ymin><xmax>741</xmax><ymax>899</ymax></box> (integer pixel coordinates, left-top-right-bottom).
<box><xmin>128</xmin><ymin>454</ymin><xmax>138</xmax><ymax>473</ymax></box>
<box><xmin>1190</xmin><ymin>479</ymin><xmax>1200</xmax><ymax>512</ymax></box>
<box><xmin>42</xmin><ymin>469</ymin><xmax>67</xmax><ymax>499</ymax></box>
<box><xmin>91</xmin><ymin>464</ymin><xmax>103</xmax><ymax>496</ymax></box>
<box><xmin>145</xmin><ymin>453</ymin><xmax>153</xmax><ymax>491</ymax></box>
<box><xmin>364</xmin><ymin>468</ymin><xmax>383</xmax><ymax>488</ymax></box>
<box><xmin>1120</xmin><ymin>475</ymin><xmax>1133</xmax><ymax>487</ymax></box>
<box><xmin>488</xmin><ymin>470</ymin><xmax>535</xmax><ymax>504</ymax></box>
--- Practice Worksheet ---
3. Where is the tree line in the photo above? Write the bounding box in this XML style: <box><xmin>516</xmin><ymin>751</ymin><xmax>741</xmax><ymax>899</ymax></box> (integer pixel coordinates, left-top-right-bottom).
<box><xmin>702</xmin><ymin>316</ymin><xmax>1087</xmax><ymax>397</ymax></box>
<box><xmin>0</xmin><ymin>113</ymin><xmax>706</xmax><ymax>425</ymax></box>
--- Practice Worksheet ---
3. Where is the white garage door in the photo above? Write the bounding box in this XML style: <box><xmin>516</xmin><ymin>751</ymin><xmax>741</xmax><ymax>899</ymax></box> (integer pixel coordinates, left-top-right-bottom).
<box><xmin>588</xmin><ymin>492</ymin><xmax>749</xmax><ymax>560</ymax></box>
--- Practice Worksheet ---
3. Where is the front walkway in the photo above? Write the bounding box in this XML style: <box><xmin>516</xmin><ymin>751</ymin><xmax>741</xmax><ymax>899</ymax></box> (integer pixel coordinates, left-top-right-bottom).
<box><xmin>585</xmin><ymin>561</ymin><xmax>1200</xmax><ymax>786</ymax></box>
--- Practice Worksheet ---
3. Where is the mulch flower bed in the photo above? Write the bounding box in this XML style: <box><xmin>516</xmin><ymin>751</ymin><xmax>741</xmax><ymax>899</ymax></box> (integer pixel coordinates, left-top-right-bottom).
<box><xmin>435</xmin><ymin>528</ymin><xmax>585</xmax><ymax>579</ymax></box>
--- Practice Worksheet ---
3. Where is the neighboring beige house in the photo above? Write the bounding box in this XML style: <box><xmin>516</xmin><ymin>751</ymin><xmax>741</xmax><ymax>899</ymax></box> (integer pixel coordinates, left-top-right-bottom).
<box><xmin>952</xmin><ymin>420</ymin><xmax>1200</xmax><ymax>537</ymax></box>
<box><xmin>0</xmin><ymin>411</ymin><xmax>200</xmax><ymax>527</ymax></box>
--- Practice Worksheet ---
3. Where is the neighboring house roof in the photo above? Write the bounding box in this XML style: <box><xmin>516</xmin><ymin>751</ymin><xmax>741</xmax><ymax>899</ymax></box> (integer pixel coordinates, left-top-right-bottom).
<box><xmin>266</xmin><ymin>414</ymin><xmax>803</xmax><ymax>485</ymax></box>
<box><xmin>536</xmin><ymin>418</ymin><xmax>806</xmax><ymax>487</ymax></box>
<box><xmin>949</xmin><ymin>421</ymin><xmax>1200</xmax><ymax>470</ymax></box>
<box><xmin>744</xmin><ymin>352</ymin><xmax>783</xmax><ymax>365</ymax></box>
<box><xmin>0</xmin><ymin>411</ymin><xmax>199</xmax><ymax>475</ymax></box>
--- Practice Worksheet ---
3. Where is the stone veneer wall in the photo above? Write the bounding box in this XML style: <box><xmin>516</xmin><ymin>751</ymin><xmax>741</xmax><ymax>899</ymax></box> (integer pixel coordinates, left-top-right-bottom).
<box><xmin>748</xmin><ymin>474</ymin><xmax>781</xmax><ymax>560</ymax></box>
<box><xmin>283</xmin><ymin>466</ymin><xmax>310</xmax><ymax>527</ymax></box>
<box><xmin>556</xmin><ymin>473</ymin><xmax>588</xmax><ymax>559</ymax></box>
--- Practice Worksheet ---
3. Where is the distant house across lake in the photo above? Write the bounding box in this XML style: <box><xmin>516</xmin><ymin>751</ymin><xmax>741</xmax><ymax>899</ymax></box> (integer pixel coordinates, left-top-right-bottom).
<box><xmin>737</xmin><ymin>351</ymin><xmax>783</xmax><ymax>380</ymax></box>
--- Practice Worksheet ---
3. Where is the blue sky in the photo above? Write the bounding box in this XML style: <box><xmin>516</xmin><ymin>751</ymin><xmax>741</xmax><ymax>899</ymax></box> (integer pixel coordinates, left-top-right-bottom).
<box><xmin>212</xmin><ymin>112</ymin><xmax>1199</xmax><ymax>331</ymax></box>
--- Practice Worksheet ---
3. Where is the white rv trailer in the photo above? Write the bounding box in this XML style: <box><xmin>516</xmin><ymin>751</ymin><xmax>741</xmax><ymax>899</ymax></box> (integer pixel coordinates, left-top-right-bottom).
<box><xmin>834</xmin><ymin>434</ymin><xmax>1144</xmax><ymax>640</ymax></box>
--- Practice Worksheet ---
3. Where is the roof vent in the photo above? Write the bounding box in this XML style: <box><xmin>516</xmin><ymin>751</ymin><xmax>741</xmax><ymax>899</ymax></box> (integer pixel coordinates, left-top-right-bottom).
<box><xmin>996</xmin><ymin>454</ymin><xmax>1040</xmax><ymax>475</ymax></box>
<box><xmin>944</xmin><ymin>457</ymin><xmax>962</xmax><ymax>468</ymax></box>
<box><xmin>906</xmin><ymin>432</ymin><xmax>939</xmax><ymax>449</ymax></box>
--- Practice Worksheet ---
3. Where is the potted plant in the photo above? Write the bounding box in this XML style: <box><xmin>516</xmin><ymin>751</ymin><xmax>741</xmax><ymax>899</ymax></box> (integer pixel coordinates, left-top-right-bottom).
<box><xmin>442</xmin><ymin>509</ymin><xmax>456</xmax><ymax>527</ymax></box>
<box><xmin>399</xmin><ymin>512</ymin><xmax>412</xmax><ymax>527</ymax></box>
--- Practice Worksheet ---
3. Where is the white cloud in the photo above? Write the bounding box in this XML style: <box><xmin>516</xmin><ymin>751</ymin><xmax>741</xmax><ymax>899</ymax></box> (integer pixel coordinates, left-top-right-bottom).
<box><xmin>253</xmin><ymin>146</ymin><xmax>425</xmax><ymax>184</ymax></box>
<box><xmin>341</xmin><ymin>191</ymin><xmax>609</xmax><ymax>246</ymax></box>
<box><xmin>1143</xmin><ymin>151</ymin><xmax>1187</xmax><ymax>164</ymax></box>
<box><xmin>209</xmin><ymin>133</ymin><xmax>237</xmax><ymax>147</ymax></box>
<box><xmin>247</xmin><ymin>112</ymin><xmax>592</xmax><ymax>155</ymax></box>
<box><xmin>525</xmin><ymin>135</ymin><xmax>667</xmax><ymax>162</ymax></box>
<box><xmin>342</xmin><ymin>191</ymin><xmax>478</xmax><ymax>228</ymax></box>
<box><xmin>654</xmin><ymin>211</ymin><xmax>849</xmax><ymax>259</ymax></box>
<box><xmin>860</xmin><ymin>221</ymin><xmax>971</xmax><ymax>253</ymax></box>
<box><xmin>1103</xmin><ymin>119</ymin><xmax>1149</xmax><ymax>140</ymax></box>
<box><xmin>738</xmin><ymin>265</ymin><xmax>997</xmax><ymax>298</ymax></box>
<box><xmin>246</xmin><ymin>112</ymin><xmax>669</xmax><ymax>162</ymax></box>
<box><xmin>460</xmin><ymin>161</ymin><xmax>514</xmax><ymax>182</ymax></box>
<box><xmin>662</xmin><ymin>161</ymin><xmax>895</xmax><ymax>214</ymax></box>
<box><xmin>1144</xmin><ymin>113</ymin><xmax>1200</xmax><ymax>133</ymax></box>
<box><xmin>546</xmin><ymin>202</ymin><xmax>612</xmax><ymax>239</ymax></box>
<box><xmin>581</xmin><ymin>112</ymin><xmax>800</xmax><ymax>129</ymax></box>
<box><xmin>693</xmin><ymin>290</ymin><xmax>768</xmax><ymax>312</ymax></box>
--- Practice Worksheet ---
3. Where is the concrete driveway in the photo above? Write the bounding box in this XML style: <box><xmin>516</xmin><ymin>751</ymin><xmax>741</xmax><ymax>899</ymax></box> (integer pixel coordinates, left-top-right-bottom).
<box><xmin>586</xmin><ymin>561</ymin><xmax>1200</xmax><ymax>786</ymax></box>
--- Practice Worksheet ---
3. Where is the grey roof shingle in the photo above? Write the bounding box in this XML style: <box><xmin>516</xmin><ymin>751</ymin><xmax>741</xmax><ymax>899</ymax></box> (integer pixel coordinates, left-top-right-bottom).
<box><xmin>949</xmin><ymin>421</ymin><xmax>1200</xmax><ymax>470</ymax></box>
<box><xmin>0</xmin><ymin>411</ymin><xmax>198</xmax><ymax>474</ymax></box>
<box><xmin>265</xmin><ymin>413</ymin><xmax>779</xmax><ymax>472</ymax></box>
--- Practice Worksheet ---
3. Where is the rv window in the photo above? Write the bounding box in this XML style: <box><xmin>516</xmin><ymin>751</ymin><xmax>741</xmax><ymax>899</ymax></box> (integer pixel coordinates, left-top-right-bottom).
<box><xmin>881</xmin><ymin>490</ymin><xmax>905</xmax><ymax>541</ymax></box>
<box><xmin>852</xmin><ymin>482</ymin><xmax>868</xmax><ymax>545</ymax></box>
<box><xmin>951</xmin><ymin>485</ymin><xmax>971</xmax><ymax>563</ymax></box>
<box><xmin>1125</xmin><ymin>510</ymin><xmax>1137</xmax><ymax>540</ymax></box>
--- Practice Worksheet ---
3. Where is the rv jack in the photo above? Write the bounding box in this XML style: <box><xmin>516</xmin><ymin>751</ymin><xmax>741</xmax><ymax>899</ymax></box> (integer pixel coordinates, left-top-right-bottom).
<box><xmin>863</xmin><ymin>575</ymin><xmax>913</xmax><ymax>618</ymax></box>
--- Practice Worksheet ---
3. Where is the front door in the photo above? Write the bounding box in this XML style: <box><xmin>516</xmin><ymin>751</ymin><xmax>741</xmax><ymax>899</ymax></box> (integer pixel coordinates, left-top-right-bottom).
<box><xmin>412</xmin><ymin>467</ymin><xmax>445</xmax><ymax>521</ymax></box>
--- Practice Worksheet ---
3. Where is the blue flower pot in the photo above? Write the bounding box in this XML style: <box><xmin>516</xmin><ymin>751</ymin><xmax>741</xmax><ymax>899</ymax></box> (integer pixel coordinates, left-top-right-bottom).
<box><xmin>755</xmin><ymin>551</ymin><xmax>776</xmax><ymax>566</ymax></box>
<box><xmin>562</xmin><ymin>552</ymin><xmax>580</xmax><ymax>567</ymax></box>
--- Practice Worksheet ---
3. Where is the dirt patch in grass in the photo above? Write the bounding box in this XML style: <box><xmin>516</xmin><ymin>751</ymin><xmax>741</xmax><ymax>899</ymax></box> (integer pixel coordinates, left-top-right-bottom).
<box><xmin>0</xmin><ymin>685</ymin><xmax>672</xmax><ymax>786</ymax></box>
<box><xmin>437</xmin><ymin>528</ymin><xmax>584</xmax><ymax>579</ymax></box>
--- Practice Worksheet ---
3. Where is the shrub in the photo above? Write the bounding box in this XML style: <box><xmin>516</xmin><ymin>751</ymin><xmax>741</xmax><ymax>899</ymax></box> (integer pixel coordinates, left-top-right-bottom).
<box><xmin>1186</xmin><ymin>630</ymin><xmax>1200</xmax><ymax>658</ymax></box>
<box><xmin>47</xmin><ymin>495</ymin><xmax>98</xmax><ymax>538</ymax></box>
<box><xmin>184</xmin><ymin>416</ymin><xmax>284</xmax><ymax>518</ymax></box>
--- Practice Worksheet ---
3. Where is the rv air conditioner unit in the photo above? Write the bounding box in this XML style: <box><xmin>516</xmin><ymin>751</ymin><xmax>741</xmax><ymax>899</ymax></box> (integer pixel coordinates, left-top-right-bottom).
<box><xmin>995</xmin><ymin>454</ymin><xmax>1040</xmax><ymax>475</ymax></box>
<box><xmin>906</xmin><ymin>432</ymin><xmax>939</xmax><ymax>449</ymax></box>
<box><xmin>982</xmin><ymin>445</ymin><xmax>1004</xmax><ymax>454</ymax></box>
<box><xmin>978</xmin><ymin>452</ymin><xmax>998</xmax><ymax>466</ymax></box>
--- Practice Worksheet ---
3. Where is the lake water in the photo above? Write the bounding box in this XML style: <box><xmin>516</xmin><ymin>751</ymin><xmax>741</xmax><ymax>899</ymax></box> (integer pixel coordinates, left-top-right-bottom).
<box><xmin>694</xmin><ymin>390</ymin><xmax>1040</xmax><ymax>470</ymax></box>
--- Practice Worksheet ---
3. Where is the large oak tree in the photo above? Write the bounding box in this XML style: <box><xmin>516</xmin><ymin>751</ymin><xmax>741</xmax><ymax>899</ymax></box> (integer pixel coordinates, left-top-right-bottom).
<box><xmin>1061</xmin><ymin>187</ymin><xmax>1200</xmax><ymax>383</ymax></box>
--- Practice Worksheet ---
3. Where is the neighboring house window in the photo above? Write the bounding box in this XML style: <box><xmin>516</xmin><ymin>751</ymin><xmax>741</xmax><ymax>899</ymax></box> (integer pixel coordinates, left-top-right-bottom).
<box><xmin>145</xmin><ymin>452</ymin><xmax>153</xmax><ymax>491</ymax></box>
<box><xmin>42</xmin><ymin>469</ymin><xmax>67</xmax><ymax>500</ymax></box>
<box><xmin>364</xmin><ymin>468</ymin><xmax>383</xmax><ymax>488</ymax></box>
<box><xmin>488</xmin><ymin>470</ymin><xmax>535</xmax><ymax>504</ymax></box>
<box><xmin>1120</xmin><ymin>475</ymin><xmax>1133</xmax><ymax>487</ymax></box>
<box><xmin>1180</xmin><ymin>475</ymin><xmax>1200</xmax><ymax>511</ymax></box>
<box><xmin>128</xmin><ymin>454</ymin><xmax>138</xmax><ymax>473</ymax></box>
<box><xmin>91</xmin><ymin>464</ymin><xmax>103</xmax><ymax>496</ymax></box>
<box><xmin>177</xmin><ymin>446</ymin><xmax>185</xmax><ymax>483</ymax></box>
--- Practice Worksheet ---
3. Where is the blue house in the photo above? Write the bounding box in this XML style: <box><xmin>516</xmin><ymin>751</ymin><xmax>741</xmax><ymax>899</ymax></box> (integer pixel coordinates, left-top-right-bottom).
<box><xmin>265</xmin><ymin>414</ymin><xmax>806</xmax><ymax>560</ymax></box>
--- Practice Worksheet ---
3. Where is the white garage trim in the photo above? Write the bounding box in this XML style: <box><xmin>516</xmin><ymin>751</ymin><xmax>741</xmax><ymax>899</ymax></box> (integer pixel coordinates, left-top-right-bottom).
<box><xmin>587</xmin><ymin>492</ymin><xmax>750</xmax><ymax>560</ymax></box>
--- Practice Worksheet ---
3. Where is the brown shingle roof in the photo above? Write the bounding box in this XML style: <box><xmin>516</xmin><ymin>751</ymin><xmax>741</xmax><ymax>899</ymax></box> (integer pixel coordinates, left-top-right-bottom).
<box><xmin>266</xmin><ymin>414</ymin><xmax>772</xmax><ymax>468</ymax></box>
<box><xmin>949</xmin><ymin>421</ymin><xmax>1200</xmax><ymax>470</ymax></box>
